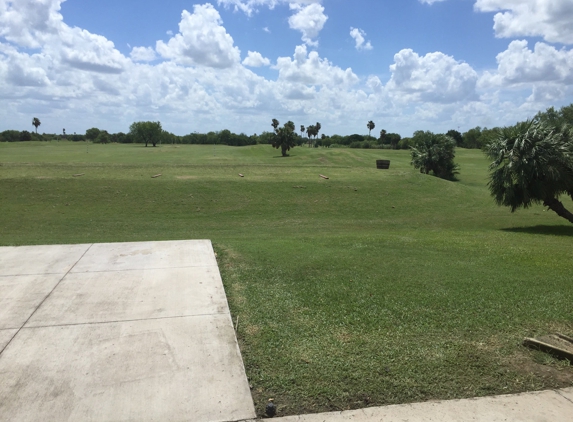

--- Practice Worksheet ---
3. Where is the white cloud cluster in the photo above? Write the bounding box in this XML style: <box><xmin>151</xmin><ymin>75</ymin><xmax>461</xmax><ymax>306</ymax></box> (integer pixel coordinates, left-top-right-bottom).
<box><xmin>474</xmin><ymin>0</ymin><xmax>573</xmax><ymax>44</ymax></box>
<box><xmin>480</xmin><ymin>40</ymin><xmax>573</xmax><ymax>87</ymax></box>
<box><xmin>349</xmin><ymin>27</ymin><xmax>372</xmax><ymax>51</ymax></box>
<box><xmin>288</xmin><ymin>3</ymin><xmax>328</xmax><ymax>46</ymax></box>
<box><xmin>275</xmin><ymin>44</ymin><xmax>358</xmax><ymax>87</ymax></box>
<box><xmin>130</xmin><ymin>46</ymin><xmax>157</xmax><ymax>62</ymax></box>
<box><xmin>386</xmin><ymin>49</ymin><xmax>478</xmax><ymax>103</ymax></box>
<box><xmin>216</xmin><ymin>0</ymin><xmax>319</xmax><ymax>16</ymax></box>
<box><xmin>156</xmin><ymin>4</ymin><xmax>240</xmax><ymax>68</ymax></box>
<box><xmin>242</xmin><ymin>50</ymin><xmax>270</xmax><ymax>67</ymax></box>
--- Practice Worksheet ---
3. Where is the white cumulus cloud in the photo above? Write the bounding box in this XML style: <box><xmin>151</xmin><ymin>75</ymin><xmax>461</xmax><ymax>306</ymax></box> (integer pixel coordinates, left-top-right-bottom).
<box><xmin>288</xmin><ymin>3</ymin><xmax>328</xmax><ymax>46</ymax></box>
<box><xmin>387</xmin><ymin>49</ymin><xmax>478</xmax><ymax>103</ymax></box>
<box><xmin>350</xmin><ymin>27</ymin><xmax>372</xmax><ymax>51</ymax></box>
<box><xmin>242</xmin><ymin>51</ymin><xmax>271</xmax><ymax>67</ymax></box>
<box><xmin>216</xmin><ymin>0</ymin><xmax>319</xmax><ymax>16</ymax></box>
<box><xmin>474</xmin><ymin>0</ymin><xmax>573</xmax><ymax>45</ymax></box>
<box><xmin>156</xmin><ymin>4</ymin><xmax>241</xmax><ymax>69</ymax></box>
<box><xmin>275</xmin><ymin>44</ymin><xmax>358</xmax><ymax>87</ymax></box>
<box><xmin>130</xmin><ymin>46</ymin><xmax>157</xmax><ymax>62</ymax></box>
<box><xmin>479</xmin><ymin>40</ymin><xmax>573</xmax><ymax>88</ymax></box>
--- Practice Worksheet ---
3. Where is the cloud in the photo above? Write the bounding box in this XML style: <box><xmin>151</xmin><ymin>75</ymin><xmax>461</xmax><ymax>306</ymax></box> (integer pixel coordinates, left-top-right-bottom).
<box><xmin>350</xmin><ymin>27</ymin><xmax>372</xmax><ymax>51</ymax></box>
<box><xmin>479</xmin><ymin>40</ymin><xmax>573</xmax><ymax>88</ymax></box>
<box><xmin>474</xmin><ymin>0</ymin><xmax>573</xmax><ymax>45</ymax></box>
<box><xmin>0</xmin><ymin>0</ymin><xmax>128</xmax><ymax>74</ymax></box>
<box><xmin>156</xmin><ymin>4</ymin><xmax>241</xmax><ymax>68</ymax></box>
<box><xmin>418</xmin><ymin>0</ymin><xmax>447</xmax><ymax>4</ymax></box>
<box><xmin>130</xmin><ymin>46</ymin><xmax>157</xmax><ymax>62</ymax></box>
<box><xmin>275</xmin><ymin>44</ymin><xmax>358</xmax><ymax>87</ymax></box>
<box><xmin>242</xmin><ymin>51</ymin><xmax>270</xmax><ymax>67</ymax></box>
<box><xmin>386</xmin><ymin>49</ymin><xmax>478</xmax><ymax>103</ymax></box>
<box><xmin>288</xmin><ymin>3</ymin><xmax>328</xmax><ymax>46</ymax></box>
<box><xmin>216</xmin><ymin>0</ymin><xmax>319</xmax><ymax>16</ymax></box>
<box><xmin>0</xmin><ymin>0</ymin><xmax>63</xmax><ymax>48</ymax></box>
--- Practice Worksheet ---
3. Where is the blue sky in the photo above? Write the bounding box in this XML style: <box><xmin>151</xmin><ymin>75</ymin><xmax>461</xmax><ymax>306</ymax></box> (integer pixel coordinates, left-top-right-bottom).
<box><xmin>1</xmin><ymin>0</ymin><xmax>572</xmax><ymax>137</ymax></box>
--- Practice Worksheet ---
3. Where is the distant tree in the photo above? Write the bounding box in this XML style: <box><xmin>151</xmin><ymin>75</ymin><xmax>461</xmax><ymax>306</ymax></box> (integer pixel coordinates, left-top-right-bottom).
<box><xmin>32</xmin><ymin>117</ymin><xmax>41</xmax><ymax>134</ymax></box>
<box><xmin>95</xmin><ymin>131</ymin><xmax>109</xmax><ymax>144</ymax></box>
<box><xmin>271</xmin><ymin>120</ymin><xmax>297</xmax><ymax>157</ymax></box>
<box><xmin>85</xmin><ymin>128</ymin><xmax>101</xmax><ymax>141</ymax></box>
<box><xmin>446</xmin><ymin>129</ymin><xmax>463</xmax><ymax>147</ymax></box>
<box><xmin>379</xmin><ymin>129</ymin><xmax>387</xmax><ymax>144</ymax></box>
<box><xmin>300</xmin><ymin>125</ymin><xmax>305</xmax><ymax>138</ymax></box>
<box><xmin>306</xmin><ymin>125</ymin><xmax>316</xmax><ymax>147</ymax></box>
<box><xmin>462</xmin><ymin>127</ymin><xmax>483</xmax><ymax>149</ymax></box>
<box><xmin>387</xmin><ymin>133</ymin><xmax>401</xmax><ymax>149</ymax></box>
<box><xmin>410</xmin><ymin>131</ymin><xmax>459</xmax><ymax>180</ymax></box>
<box><xmin>485</xmin><ymin>119</ymin><xmax>573</xmax><ymax>224</ymax></box>
<box><xmin>271</xmin><ymin>119</ymin><xmax>279</xmax><ymax>130</ymax></box>
<box><xmin>20</xmin><ymin>130</ymin><xmax>32</xmax><ymax>141</ymax></box>
<box><xmin>367</xmin><ymin>120</ymin><xmax>375</xmax><ymax>137</ymax></box>
<box><xmin>315</xmin><ymin>122</ymin><xmax>321</xmax><ymax>140</ymax></box>
<box><xmin>129</xmin><ymin>121</ymin><xmax>163</xmax><ymax>147</ymax></box>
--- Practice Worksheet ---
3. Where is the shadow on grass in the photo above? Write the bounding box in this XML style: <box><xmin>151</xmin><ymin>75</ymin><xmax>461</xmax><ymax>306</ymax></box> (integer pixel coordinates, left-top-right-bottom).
<box><xmin>501</xmin><ymin>225</ymin><xmax>573</xmax><ymax>237</ymax></box>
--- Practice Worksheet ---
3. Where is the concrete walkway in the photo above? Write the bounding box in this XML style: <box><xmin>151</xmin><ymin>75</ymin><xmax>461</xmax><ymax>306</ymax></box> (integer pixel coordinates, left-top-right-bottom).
<box><xmin>0</xmin><ymin>240</ymin><xmax>255</xmax><ymax>422</ymax></box>
<box><xmin>262</xmin><ymin>387</ymin><xmax>573</xmax><ymax>421</ymax></box>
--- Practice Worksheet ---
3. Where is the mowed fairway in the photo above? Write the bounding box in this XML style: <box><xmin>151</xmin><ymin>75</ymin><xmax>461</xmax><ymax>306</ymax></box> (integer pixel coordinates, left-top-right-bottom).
<box><xmin>1</xmin><ymin>141</ymin><xmax>572</xmax><ymax>417</ymax></box>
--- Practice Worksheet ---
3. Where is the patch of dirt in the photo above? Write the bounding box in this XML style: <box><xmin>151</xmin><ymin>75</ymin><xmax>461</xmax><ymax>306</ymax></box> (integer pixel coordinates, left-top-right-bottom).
<box><xmin>510</xmin><ymin>351</ymin><xmax>573</xmax><ymax>385</ymax></box>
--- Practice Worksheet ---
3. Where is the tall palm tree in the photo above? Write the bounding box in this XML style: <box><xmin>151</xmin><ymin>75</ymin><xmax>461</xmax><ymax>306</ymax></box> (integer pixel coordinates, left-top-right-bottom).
<box><xmin>271</xmin><ymin>119</ymin><xmax>279</xmax><ymax>130</ymax></box>
<box><xmin>300</xmin><ymin>125</ymin><xmax>305</xmax><ymax>139</ymax></box>
<box><xmin>32</xmin><ymin>117</ymin><xmax>41</xmax><ymax>134</ymax></box>
<box><xmin>485</xmin><ymin>120</ymin><xmax>573</xmax><ymax>223</ymax></box>
<box><xmin>367</xmin><ymin>120</ymin><xmax>375</xmax><ymax>137</ymax></box>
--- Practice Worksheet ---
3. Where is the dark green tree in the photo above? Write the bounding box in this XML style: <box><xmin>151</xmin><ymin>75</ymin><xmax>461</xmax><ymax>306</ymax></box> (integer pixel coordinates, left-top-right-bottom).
<box><xmin>485</xmin><ymin>119</ymin><xmax>573</xmax><ymax>223</ymax></box>
<box><xmin>446</xmin><ymin>129</ymin><xmax>463</xmax><ymax>147</ymax></box>
<box><xmin>271</xmin><ymin>120</ymin><xmax>297</xmax><ymax>157</ymax></box>
<box><xmin>367</xmin><ymin>120</ymin><xmax>375</xmax><ymax>137</ymax></box>
<box><xmin>129</xmin><ymin>121</ymin><xmax>163</xmax><ymax>147</ymax></box>
<box><xmin>85</xmin><ymin>128</ymin><xmax>101</xmax><ymax>141</ymax></box>
<box><xmin>95</xmin><ymin>131</ymin><xmax>110</xmax><ymax>144</ymax></box>
<box><xmin>410</xmin><ymin>131</ymin><xmax>459</xmax><ymax>180</ymax></box>
<box><xmin>32</xmin><ymin>117</ymin><xmax>41</xmax><ymax>134</ymax></box>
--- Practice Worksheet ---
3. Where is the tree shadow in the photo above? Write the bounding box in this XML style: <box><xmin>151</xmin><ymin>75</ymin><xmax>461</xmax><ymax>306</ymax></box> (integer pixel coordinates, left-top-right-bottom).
<box><xmin>501</xmin><ymin>225</ymin><xmax>573</xmax><ymax>237</ymax></box>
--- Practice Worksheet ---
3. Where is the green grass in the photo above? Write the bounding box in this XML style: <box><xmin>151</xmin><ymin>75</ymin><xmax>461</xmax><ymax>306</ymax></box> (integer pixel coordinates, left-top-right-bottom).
<box><xmin>1</xmin><ymin>141</ymin><xmax>572</xmax><ymax>416</ymax></box>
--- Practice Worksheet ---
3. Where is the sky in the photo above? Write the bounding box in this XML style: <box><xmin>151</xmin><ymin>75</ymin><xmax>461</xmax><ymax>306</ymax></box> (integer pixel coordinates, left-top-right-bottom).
<box><xmin>1</xmin><ymin>0</ymin><xmax>573</xmax><ymax>137</ymax></box>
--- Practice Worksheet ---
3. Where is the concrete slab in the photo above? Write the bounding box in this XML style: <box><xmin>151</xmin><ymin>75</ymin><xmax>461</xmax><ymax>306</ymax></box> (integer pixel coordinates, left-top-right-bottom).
<box><xmin>27</xmin><ymin>266</ymin><xmax>229</xmax><ymax>327</ymax></box>
<box><xmin>269</xmin><ymin>389</ymin><xmax>573</xmax><ymax>422</ymax></box>
<box><xmin>0</xmin><ymin>244</ymin><xmax>90</xmax><ymax>276</ymax></box>
<box><xmin>0</xmin><ymin>315</ymin><xmax>255</xmax><ymax>422</ymax></box>
<box><xmin>0</xmin><ymin>274</ymin><xmax>63</xmax><ymax>329</ymax></box>
<box><xmin>0</xmin><ymin>329</ymin><xmax>17</xmax><ymax>351</ymax></box>
<box><xmin>557</xmin><ymin>387</ymin><xmax>573</xmax><ymax>403</ymax></box>
<box><xmin>71</xmin><ymin>240</ymin><xmax>217</xmax><ymax>273</ymax></box>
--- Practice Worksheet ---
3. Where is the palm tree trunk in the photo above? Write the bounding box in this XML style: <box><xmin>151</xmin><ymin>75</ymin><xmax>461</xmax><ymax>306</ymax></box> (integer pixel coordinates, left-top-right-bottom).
<box><xmin>544</xmin><ymin>197</ymin><xmax>573</xmax><ymax>224</ymax></box>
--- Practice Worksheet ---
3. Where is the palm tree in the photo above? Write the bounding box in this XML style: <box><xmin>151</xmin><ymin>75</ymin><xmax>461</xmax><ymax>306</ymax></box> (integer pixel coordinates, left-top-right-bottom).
<box><xmin>410</xmin><ymin>131</ymin><xmax>459</xmax><ymax>180</ymax></box>
<box><xmin>485</xmin><ymin>120</ymin><xmax>573</xmax><ymax>223</ymax></box>
<box><xmin>271</xmin><ymin>119</ymin><xmax>279</xmax><ymax>130</ymax></box>
<box><xmin>315</xmin><ymin>122</ymin><xmax>321</xmax><ymax>140</ymax></box>
<box><xmin>367</xmin><ymin>120</ymin><xmax>375</xmax><ymax>137</ymax></box>
<box><xmin>300</xmin><ymin>125</ymin><xmax>305</xmax><ymax>138</ymax></box>
<box><xmin>272</xmin><ymin>120</ymin><xmax>297</xmax><ymax>157</ymax></box>
<box><xmin>306</xmin><ymin>125</ymin><xmax>315</xmax><ymax>147</ymax></box>
<box><xmin>32</xmin><ymin>117</ymin><xmax>41</xmax><ymax>134</ymax></box>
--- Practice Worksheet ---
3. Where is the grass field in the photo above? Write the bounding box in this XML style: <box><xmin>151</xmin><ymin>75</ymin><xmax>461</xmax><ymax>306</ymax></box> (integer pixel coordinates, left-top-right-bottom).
<box><xmin>1</xmin><ymin>141</ymin><xmax>572</xmax><ymax>417</ymax></box>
